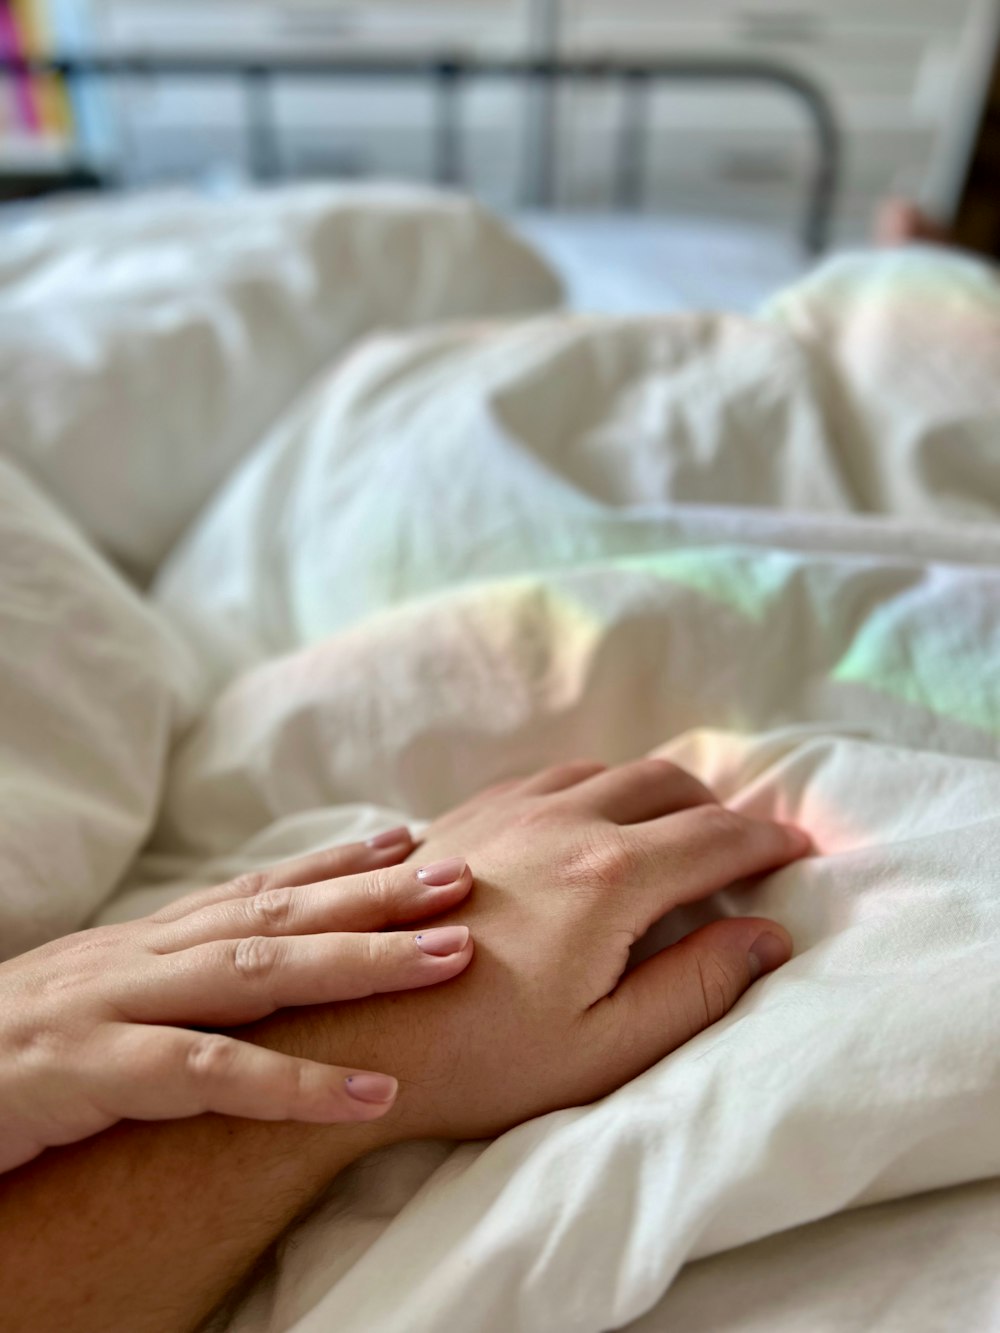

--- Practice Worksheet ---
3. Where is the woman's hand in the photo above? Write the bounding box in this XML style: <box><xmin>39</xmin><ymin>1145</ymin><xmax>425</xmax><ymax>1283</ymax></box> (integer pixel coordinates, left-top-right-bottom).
<box><xmin>260</xmin><ymin>759</ymin><xmax>810</xmax><ymax>1143</ymax></box>
<box><xmin>0</xmin><ymin>830</ymin><xmax>474</xmax><ymax>1174</ymax></box>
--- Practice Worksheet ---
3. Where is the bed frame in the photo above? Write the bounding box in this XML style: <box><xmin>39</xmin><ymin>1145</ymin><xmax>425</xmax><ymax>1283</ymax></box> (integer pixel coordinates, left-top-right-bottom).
<box><xmin>1</xmin><ymin>52</ymin><xmax>841</xmax><ymax>253</ymax></box>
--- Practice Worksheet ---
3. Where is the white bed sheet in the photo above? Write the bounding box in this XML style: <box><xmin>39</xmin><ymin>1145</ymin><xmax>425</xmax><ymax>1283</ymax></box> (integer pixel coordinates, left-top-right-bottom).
<box><xmin>627</xmin><ymin>1178</ymin><xmax>1000</xmax><ymax>1333</ymax></box>
<box><xmin>1</xmin><ymin>183</ymin><xmax>998</xmax><ymax>1332</ymax></box>
<box><xmin>3</xmin><ymin>196</ymin><xmax>806</xmax><ymax>318</ymax></box>
<box><xmin>133</xmin><ymin>247</ymin><xmax>1000</xmax><ymax>1332</ymax></box>
<box><xmin>512</xmin><ymin>211</ymin><xmax>808</xmax><ymax>314</ymax></box>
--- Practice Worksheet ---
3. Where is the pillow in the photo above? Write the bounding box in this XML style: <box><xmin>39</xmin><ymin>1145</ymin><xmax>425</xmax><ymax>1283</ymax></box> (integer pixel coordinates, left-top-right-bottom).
<box><xmin>0</xmin><ymin>456</ymin><xmax>197</xmax><ymax>959</ymax></box>
<box><xmin>0</xmin><ymin>183</ymin><xmax>562</xmax><ymax>579</ymax></box>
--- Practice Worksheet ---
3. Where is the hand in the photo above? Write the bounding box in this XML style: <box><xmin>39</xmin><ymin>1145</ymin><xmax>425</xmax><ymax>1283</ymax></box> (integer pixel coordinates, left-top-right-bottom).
<box><xmin>263</xmin><ymin>760</ymin><xmax>809</xmax><ymax>1142</ymax></box>
<box><xmin>0</xmin><ymin>830</ymin><xmax>476</xmax><ymax>1174</ymax></box>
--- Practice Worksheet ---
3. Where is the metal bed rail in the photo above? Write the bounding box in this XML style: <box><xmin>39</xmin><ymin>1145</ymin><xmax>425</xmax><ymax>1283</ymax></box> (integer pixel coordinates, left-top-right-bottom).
<box><xmin>0</xmin><ymin>53</ymin><xmax>841</xmax><ymax>253</ymax></box>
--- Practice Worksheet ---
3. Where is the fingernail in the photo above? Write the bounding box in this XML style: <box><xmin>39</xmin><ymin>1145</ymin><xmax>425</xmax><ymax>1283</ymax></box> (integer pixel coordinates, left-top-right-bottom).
<box><xmin>748</xmin><ymin>932</ymin><xmax>791</xmax><ymax>981</ymax></box>
<box><xmin>366</xmin><ymin>826</ymin><xmax>410</xmax><ymax>850</ymax></box>
<box><xmin>344</xmin><ymin>1073</ymin><xmax>398</xmax><ymax>1104</ymax></box>
<box><xmin>414</xmin><ymin>925</ymin><xmax>470</xmax><ymax>957</ymax></box>
<box><xmin>416</xmin><ymin>857</ymin><xmax>467</xmax><ymax>888</ymax></box>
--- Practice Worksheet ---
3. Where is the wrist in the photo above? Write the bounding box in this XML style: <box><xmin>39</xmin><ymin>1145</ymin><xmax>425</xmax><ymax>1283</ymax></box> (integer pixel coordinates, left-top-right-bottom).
<box><xmin>243</xmin><ymin>1007</ymin><xmax>412</xmax><ymax>1179</ymax></box>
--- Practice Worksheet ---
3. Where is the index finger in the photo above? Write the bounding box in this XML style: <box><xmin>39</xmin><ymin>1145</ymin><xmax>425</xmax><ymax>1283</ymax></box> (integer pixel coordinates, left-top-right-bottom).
<box><xmin>147</xmin><ymin>828</ymin><xmax>414</xmax><ymax>924</ymax></box>
<box><xmin>151</xmin><ymin>859</ymin><xmax>473</xmax><ymax>951</ymax></box>
<box><xmin>621</xmin><ymin>805</ymin><xmax>810</xmax><ymax>937</ymax></box>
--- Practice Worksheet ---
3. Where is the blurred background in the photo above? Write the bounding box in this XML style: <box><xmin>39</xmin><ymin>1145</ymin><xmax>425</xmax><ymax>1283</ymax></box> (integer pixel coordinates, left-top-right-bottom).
<box><xmin>3</xmin><ymin>1</ymin><xmax>1000</xmax><ymax>305</ymax></box>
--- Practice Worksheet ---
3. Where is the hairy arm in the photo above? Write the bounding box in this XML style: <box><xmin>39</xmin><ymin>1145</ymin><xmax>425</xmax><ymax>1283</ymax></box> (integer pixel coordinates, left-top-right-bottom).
<box><xmin>3</xmin><ymin>1104</ymin><xmax>392</xmax><ymax>1333</ymax></box>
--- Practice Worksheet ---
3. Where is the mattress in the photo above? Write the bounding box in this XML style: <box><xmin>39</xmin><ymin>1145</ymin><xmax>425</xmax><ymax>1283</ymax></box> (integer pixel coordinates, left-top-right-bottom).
<box><xmin>512</xmin><ymin>210</ymin><xmax>809</xmax><ymax>313</ymax></box>
<box><xmin>1</xmin><ymin>192</ymin><xmax>809</xmax><ymax>316</ymax></box>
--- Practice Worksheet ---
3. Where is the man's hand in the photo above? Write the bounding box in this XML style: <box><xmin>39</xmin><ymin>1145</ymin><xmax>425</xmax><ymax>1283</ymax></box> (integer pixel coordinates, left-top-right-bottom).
<box><xmin>0</xmin><ymin>759</ymin><xmax>809</xmax><ymax>1333</ymax></box>
<box><xmin>264</xmin><ymin>759</ymin><xmax>808</xmax><ymax>1142</ymax></box>
<box><xmin>0</xmin><ymin>828</ymin><xmax>477</xmax><ymax>1172</ymax></box>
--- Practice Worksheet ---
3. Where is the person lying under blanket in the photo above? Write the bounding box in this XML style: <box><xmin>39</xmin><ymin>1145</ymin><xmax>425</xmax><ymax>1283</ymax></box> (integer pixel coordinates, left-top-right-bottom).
<box><xmin>0</xmin><ymin>758</ymin><xmax>808</xmax><ymax>1332</ymax></box>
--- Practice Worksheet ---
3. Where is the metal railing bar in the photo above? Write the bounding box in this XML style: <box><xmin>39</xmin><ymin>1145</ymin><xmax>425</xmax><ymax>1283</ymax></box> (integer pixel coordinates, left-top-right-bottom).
<box><xmin>0</xmin><ymin>53</ymin><xmax>841</xmax><ymax>252</ymax></box>
<box><xmin>432</xmin><ymin>61</ymin><xmax>462</xmax><ymax>188</ymax></box>
<box><xmin>242</xmin><ymin>67</ymin><xmax>280</xmax><ymax>180</ymax></box>
<box><xmin>615</xmin><ymin>70</ymin><xmax>651</xmax><ymax>212</ymax></box>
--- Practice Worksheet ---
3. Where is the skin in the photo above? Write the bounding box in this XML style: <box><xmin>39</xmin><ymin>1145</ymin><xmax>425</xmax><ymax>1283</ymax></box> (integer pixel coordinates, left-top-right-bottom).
<box><xmin>0</xmin><ymin>758</ymin><xmax>808</xmax><ymax>1333</ymax></box>
<box><xmin>0</xmin><ymin>831</ymin><xmax>477</xmax><ymax>1172</ymax></box>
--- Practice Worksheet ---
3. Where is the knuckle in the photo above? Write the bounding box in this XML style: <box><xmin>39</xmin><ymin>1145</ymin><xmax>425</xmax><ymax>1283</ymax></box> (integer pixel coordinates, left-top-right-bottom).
<box><xmin>231</xmin><ymin>935</ymin><xmax>280</xmax><ymax>984</ymax></box>
<box><xmin>694</xmin><ymin>955</ymin><xmax>734</xmax><ymax>1028</ymax></box>
<box><xmin>361</xmin><ymin>869</ymin><xmax>394</xmax><ymax>915</ymax></box>
<box><xmin>645</xmin><ymin>757</ymin><xmax>704</xmax><ymax>797</ymax></box>
<box><xmin>185</xmin><ymin>1033</ymin><xmax>235</xmax><ymax>1082</ymax></box>
<box><xmin>227</xmin><ymin>871</ymin><xmax>268</xmax><ymax>901</ymax></box>
<box><xmin>359</xmin><ymin>931</ymin><xmax>391</xmax><ymax>969</ymax></box>
<box><xmin>287</xmin><ymin>1058</ymin><xmax>314</xmax><ymax>1113</ymax></box>
<box><xmin>514</xmin><ymin>801</ymin><xmax>554</xmax><ymax>832</ymax></box>
<box><xmin>691</xmin><ymin>803</ymin><xmax>744</xmax><ymax>843</ymax></box>
<box><xmin>643</xmin><ymin>756</ymin><xmax>684</xmax><ymax>780</ymax></box>
<box><xmin>566</xmin><ymin>831</ymin><xmax>635</xmax><ymax>892</ymax></box>
<box><xmin>248</xmin><ymin>887</ymin><xmax>293</xmax><ymax>931</ymax></box>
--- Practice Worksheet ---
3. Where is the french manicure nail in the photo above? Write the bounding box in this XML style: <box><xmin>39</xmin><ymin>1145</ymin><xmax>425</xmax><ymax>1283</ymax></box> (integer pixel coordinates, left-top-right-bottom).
<box><xmin>748</xmin><ymin>932</ymin><xmax>791</xmax><ymax>981</ymax></box>
<box><xmin>344</xmin><ymin>1073</ymin><xmax>398</xmax><ymax>1104</ymax></box>
<box><xmin>416</xmin><ymin>857</ymin><xmax>467</xmax><ymax>888</ymax></box>
<box><xmin>366</xmin><ymin>826</ymin><xmax>410</xmax><ymax>850</ymax></box>
<box><xmin>414</xmin><ymin>925</ymin><xmax>471</xmax><ymax>957</ymax></box>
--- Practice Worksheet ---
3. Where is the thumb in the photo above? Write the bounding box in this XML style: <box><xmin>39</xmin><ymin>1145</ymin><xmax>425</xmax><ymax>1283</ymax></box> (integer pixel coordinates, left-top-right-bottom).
<box><xmin>604</xmin><ymin>918</ymin><xmax>792</xmax><ymax>1073</ymax></box>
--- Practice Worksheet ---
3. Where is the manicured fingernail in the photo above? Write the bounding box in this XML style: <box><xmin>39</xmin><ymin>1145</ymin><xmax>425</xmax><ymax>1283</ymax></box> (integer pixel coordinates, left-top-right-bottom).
<box><xmin>414</xmin><ymin>925</ymin><xmax>470</xmax><ymax>957</ymax></box>
<box><xmin>344</xmin><ymin>1073</ymin><xmax>398</xmax><ymax>1104</ymax></box>
<box><xmin>416</xmin><ymin>857</ymin><xmax>466</xmax><ymax>887</ymax></box>
<box><xmin>366</xmin><ymin>826</ymin><xmax>410</xmax><ymax>850</ymax></box>
<box><xmin>748</xmin><ymin>932</ymin><xmax>791</xmax><ymax>981</ymax></box>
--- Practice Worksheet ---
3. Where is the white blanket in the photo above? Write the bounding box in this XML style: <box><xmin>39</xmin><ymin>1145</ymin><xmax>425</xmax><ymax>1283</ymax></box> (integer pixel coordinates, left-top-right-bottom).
<box><xmin>0</xmin><ymin>184</ymin><xmax>560</xmax><ymax>579</ymax></box>
<box><xmin>1</xmin><ymin>209</ymin><xmax>998</xmax><ymax>1330</ymax></box>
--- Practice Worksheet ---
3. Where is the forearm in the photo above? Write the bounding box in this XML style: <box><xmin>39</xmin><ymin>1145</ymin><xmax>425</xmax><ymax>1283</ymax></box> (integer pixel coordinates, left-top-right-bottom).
<box><xmin>0</xmin><ymin>1068</ymin><xmax>391</xmax><ymax>1332</ymax></box>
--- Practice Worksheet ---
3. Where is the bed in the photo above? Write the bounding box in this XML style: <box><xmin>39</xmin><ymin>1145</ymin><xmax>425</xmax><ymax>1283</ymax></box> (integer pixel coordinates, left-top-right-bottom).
<box><xmin>0</xmin><ymin>182</ymin><xmax>998</xmax><ymax>1331</ymax></box>
<box><xmin>1</xmin><ymin>48</ymin><xmax>837</xmax><ymax>317</ymax></box>
<box><xmin>513</xmin><ymin>210</ymin><xmax>807</xmax><ymax>313</ymax></box>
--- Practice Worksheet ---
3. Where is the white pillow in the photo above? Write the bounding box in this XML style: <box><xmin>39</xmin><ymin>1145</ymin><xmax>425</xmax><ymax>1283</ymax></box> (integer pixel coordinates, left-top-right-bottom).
<box><xmin>0</xmin><ymin>183</ymin><xmax>562</xmax><ymax>579</ymax></box>
<box><xmin>0</xmin><ymin>457</ymin><xmax>197</xmax><ymax>959</ymax></box>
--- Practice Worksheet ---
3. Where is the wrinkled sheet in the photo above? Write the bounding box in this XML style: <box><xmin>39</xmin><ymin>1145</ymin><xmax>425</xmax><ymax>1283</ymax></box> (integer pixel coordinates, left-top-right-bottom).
<box><xmin>2</xmin><ymin>192</ymin><xmax>995</xmax><ymax>1330</ymax></box>
<box><xmin>92</xmin><ymin>248</ymin><xmax>1000</xmax><ymax>1329</ymax></box>
<box><xmin>511</xmin><ymin>211</ymin><xmax>807</xmax><ymax>314</ymax></box>
<box><xmin>630</xmin><ymin>1177</ymin><xmax>1000</xmax><ymax>1333</ymax></box>
<box><xmin>0</xmin><ymin>183</ymin><xmax>559</xmax><ymax>577</ymax></box>
<box><xmin>0</xmin><ymin>456</ymin><xmax>197</xmax><ymax>958</ymax></box>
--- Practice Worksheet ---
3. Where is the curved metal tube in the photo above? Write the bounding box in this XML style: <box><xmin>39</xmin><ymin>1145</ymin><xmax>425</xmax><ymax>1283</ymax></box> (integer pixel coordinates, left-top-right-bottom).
<box><xmin>2</xmin><ymin>52</ymin><xmax>841</xmax><ymax>253</ymax></box>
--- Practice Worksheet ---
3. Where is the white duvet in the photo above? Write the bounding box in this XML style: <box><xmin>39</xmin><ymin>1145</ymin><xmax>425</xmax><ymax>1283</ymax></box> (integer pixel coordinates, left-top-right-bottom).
<box><xmin>1</xmin><ymin>189</ymin><xmax>998</xmax><ymax>1332</ymax></box>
